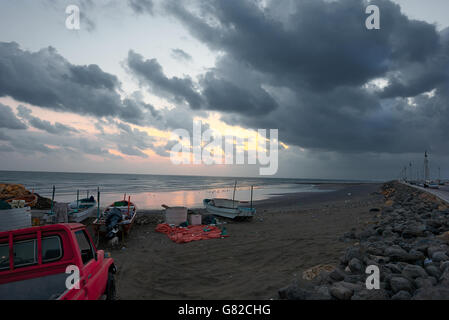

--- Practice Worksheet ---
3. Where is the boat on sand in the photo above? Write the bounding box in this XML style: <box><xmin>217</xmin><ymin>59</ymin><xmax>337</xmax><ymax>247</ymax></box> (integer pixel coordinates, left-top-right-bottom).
<box><xmin>68</xmin><ymin>195</ymin><xmax>97</xmax><ymax>223</ymax></box>
<box><xmin>92</xmin><ymin>195</ymin><xmax>137</xmax><ymax>241</ymax></box>
<box><xmin>203</xmin><ymin>198</ymin><xmax>255</xmax><ymax>220</ymax></box>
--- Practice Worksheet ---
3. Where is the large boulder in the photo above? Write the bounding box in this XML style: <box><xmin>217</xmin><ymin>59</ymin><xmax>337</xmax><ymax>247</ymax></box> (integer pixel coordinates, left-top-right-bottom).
<box><xmin>402</xmin><ymin>264</ymin><xmax>427</xmax><ymax>279</ymax></box>
<box><xmin>348</xmin><ymin>258</ymin><xmax>364</xmax><ymax>274</ymax></box>
<box><xmin>402</xmin><ymin>223</ymin><xmax>427</xmax><ymax>238</ymax></box>
<box><xmin>278</xmin><ymin>282</ymin><xmax>314</xmax><ymax>300</ymax></box>
<box><xmin>384</xmin><ymin>247</ymin><xmax>411</xmax><ymax>262</ymax></box>
<box><xmin>329</xmin><ymin>282</ymin><xmax>354</xmax><ymax>300</ymax></box>
<box><xmin>432</xmin><ymin>251</ymin><xmax>449</xmax><ymax>263</ymax></box>
<box><xmin>425</xmin><ymin>265</ymin><xmax>442</xmax><ymax>279</ymax></box>
<box><xmin>389</xmin><ymin>277</ymin><xmax>414</xmax><ymax>293</ymax></box>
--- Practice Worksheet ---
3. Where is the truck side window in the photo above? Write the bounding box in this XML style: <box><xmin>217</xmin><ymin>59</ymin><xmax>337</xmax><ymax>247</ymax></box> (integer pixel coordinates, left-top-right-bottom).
<box><xmin>14</xmin><ymin>240</ymin><xmax>37</xmax><ymax>268</ymax></box>
<box><xmin>75</xmin><ymin>231</ymin><xmax>94</xmax><ymax>265</ymax></box>
<box><xmin>42</xmin><ymin>236</ymin><xmax>62</xmax><ymax>263</ymax></box>
<box><xmin>0</xmin><ymin>244</ymin><xmax>8</xmax><ymax>270</ymax></box>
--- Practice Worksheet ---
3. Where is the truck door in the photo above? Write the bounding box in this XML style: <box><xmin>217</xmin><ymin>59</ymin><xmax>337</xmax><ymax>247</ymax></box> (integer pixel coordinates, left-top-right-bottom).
<box><xmin>74</xmin><ymin>230</ymin><xmax>100</xmax><ymax>300</ymax></box>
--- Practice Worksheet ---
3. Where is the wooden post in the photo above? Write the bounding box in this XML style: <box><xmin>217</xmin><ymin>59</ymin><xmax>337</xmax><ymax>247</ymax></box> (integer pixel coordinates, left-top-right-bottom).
<box><xmin>50</xmin><ymin>185</ymin><xmax>55</xmax><ymax>214</ymax></box>
<box><xmin>232</xmin><ymin>180</ymin><xmax>237</xmax><ymax>208</ymax></box>
<box><xmin>250</xmin><ymin>185</ymin><xmax>253</xmax><ymax>210</ymax></box>
<box><xmin>97</xmin><ymin>187</ymin><xmax>100</xmax><ymax>219</ymax></box>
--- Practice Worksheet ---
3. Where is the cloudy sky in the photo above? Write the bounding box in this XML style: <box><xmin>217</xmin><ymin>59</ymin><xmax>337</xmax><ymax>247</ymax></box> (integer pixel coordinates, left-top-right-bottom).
<box><xmin>0</xmin><ymin>0</ymin><xmax>448</xmax><ymax>180</ymax></box>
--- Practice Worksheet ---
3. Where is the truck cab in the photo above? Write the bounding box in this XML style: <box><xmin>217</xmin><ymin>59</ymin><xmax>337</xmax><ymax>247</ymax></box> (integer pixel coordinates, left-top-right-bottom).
<box><xmin>0</xmin><ymin>223</ymin><xmax>116</xmax><ymax>300</ymax></box>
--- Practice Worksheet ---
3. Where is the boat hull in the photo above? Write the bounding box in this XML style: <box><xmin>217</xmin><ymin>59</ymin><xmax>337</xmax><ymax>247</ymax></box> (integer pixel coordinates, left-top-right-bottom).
<box><xmin>92</xmin><ymin>202</ymin><xmax>137</xmax><ymax>238</ymax></box>
<box><xmin>203</xmin><ymin>199</ymin><xmax>255</xmax><ymax>219</ymax></box>
<box><xmin>68</xmin><ymin>205</ymin><xmax>97</xmax><ymax>223</ymax></box>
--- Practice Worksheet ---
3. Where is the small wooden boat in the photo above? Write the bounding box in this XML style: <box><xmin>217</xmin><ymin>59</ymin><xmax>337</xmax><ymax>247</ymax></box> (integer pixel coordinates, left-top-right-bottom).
<box><xmin>203</xmin><ymin>182</ymin><xmax>255</xmax><ymax>221</ymax></box>
<box><xmin>203</xmin><ymin>198</ymin><xmax>255</xmax><ymax>220</ymax></box>
<box><xmin>68</xmin><ymin>196</ymin><xmax>97</xmax><ymax>223</ymax></box>
<box><xmin>92</xmin><ymin>195</ymin><xmax>137</xmax><ymax>240</ymax></box>
<box><xmin>6</xmin><ymin>194</ymin><xmax>38</xmax><ymax>208</ymax></box>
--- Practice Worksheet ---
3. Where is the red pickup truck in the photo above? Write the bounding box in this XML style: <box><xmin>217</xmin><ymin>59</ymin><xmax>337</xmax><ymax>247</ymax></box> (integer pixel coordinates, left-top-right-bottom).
<box><xmin>0</xmin><ymin>223</ymin><xmax>117</xmax><ymax>300</ymax></box>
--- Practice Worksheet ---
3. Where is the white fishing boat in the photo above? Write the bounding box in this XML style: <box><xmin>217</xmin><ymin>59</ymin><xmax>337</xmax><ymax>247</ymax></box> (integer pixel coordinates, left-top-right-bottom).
<box><xmin>203</xmin><ymin>182</ymin><xmax>256</xmax><ymax>220</ymax></box>
<box><xmin>203</xmin><ymin>198</ymin><xmax>255</xmax><ymax>220</ymax></box>
<box><xmin>427</xmin><ymin>182</ymin><xmax>440</xmax><ymax>190</ymax></box>
<box><xmin>68</xmin><ymin>195</ymin><xmax>97</xmax><ymax>223</ymax></box>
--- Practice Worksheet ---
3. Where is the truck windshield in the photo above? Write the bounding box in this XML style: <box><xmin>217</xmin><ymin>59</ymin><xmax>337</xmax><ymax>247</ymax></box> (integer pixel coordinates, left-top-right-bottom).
<box><xmin>75</xmin><ymin>231</ymin><xmax>95</xmax><ymax>265</ymax></box>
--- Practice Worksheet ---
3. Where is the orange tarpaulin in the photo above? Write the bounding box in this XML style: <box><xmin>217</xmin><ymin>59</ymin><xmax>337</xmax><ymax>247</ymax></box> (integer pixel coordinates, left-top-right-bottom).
<box><xmin>155</xmin><ymin>224</ymin><xmax>227</xmax><ymax>243</ymax></box>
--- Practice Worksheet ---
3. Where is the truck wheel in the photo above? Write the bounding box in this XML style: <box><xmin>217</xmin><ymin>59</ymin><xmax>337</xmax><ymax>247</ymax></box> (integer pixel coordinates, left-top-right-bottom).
<box><xmin>106</xmin><ymin>272</ymin><xmax>116</xmax><ymax>300</ymax></box>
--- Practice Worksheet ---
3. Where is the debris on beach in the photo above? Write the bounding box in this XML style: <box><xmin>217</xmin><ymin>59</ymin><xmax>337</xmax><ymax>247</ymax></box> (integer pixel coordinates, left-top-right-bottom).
<box><xmin>0</xmin><ymin>183</ymin><xmax>30</xmax><ymax>200</ymax></box>
<box><xmin>279</xmin><ymin>181</ymin><xmax>449</xmax><ymax>300</ymax></box>
<box><xmin>0</xmin><ymin>183</ymin><xmax>53</xmax><ymax>210</ymax></box>
<box><xmin>33</xmin><ymin>194</ymin><xmax>53</xmax><ymax>210</ymax></box>
<box><xmin>0</xmin><ymin>184</ymin><xmax>39</xmax><ymax>208</ymax></box>
<box><xmin>135</xmin><ymin>215</ymin><xmax>162</xmax><ymax>226</ymax></box>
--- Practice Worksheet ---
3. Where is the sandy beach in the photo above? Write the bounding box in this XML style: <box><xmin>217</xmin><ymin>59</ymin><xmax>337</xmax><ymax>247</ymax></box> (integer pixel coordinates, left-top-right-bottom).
<box><xmin>105</xmin><ymin>183</ymin><xmax>384</xmax><ymax>300</ymax></box>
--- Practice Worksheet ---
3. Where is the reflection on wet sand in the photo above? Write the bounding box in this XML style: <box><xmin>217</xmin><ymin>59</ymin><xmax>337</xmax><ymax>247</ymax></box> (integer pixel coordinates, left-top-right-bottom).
<box><xmin>96</xmin><ymin>184</ymin><xmax>329</xmax><ymax>210</ymax></box>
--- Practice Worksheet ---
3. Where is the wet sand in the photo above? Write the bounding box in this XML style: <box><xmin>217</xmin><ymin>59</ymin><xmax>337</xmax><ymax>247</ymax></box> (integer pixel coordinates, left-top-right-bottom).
<box><xmin>105</xmin><ymin>183</ymin><xmax>384</xmax><ymax>300</ymax></box>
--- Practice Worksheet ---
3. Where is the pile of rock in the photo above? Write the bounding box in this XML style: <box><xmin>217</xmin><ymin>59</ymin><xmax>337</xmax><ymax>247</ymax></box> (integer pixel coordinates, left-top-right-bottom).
<box><xmin>279</xmin><ymin>181</ymin><xmax>449</xmax><ymax>300</ymax></box>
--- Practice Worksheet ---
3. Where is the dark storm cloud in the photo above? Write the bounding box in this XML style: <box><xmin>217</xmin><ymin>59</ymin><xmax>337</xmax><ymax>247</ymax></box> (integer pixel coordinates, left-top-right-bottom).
<box><xmin>127</xmin><ymin>50</ymin><xmax>279</xmax><ymax>115</ymax></box>
<box><xmin>100</xmin><ymin>120</ymin><xmax>157</xmax><ymax>158</ymax></box>
<box><xmin>165</xmin><ymin>0</ymin><xmax>442</xmax><ymax>91</ymax></box>
<box><xmin>69</xmin><ymin>65</ymin><xmax>119</xmax><ymax>90</ymax></box>
<box><xmin>0</xmin><ymin>103</ymin><xmax>27</xmax><ymax>130</ymax></box>
<box><xmin>0</xmin><ymin>42</ymin><xmax>149</xmax><ymax>125</ymax></box>
<box><xmin>127</xmin><ymin>50</ymin><xmax>204</xmax><ymax>109</ymax></box>
<box><xmin>200</xmin><ymin>70</ymin><xmax>279</xmax><ymax>116</ymax></box>
<box><xmin>28</xmin><ymin>118</ymin><xmax>78</xmax><ymax>135</ymax></box>
<box><xmin>379</xmin><ymin>46</ymin><xmax>449</xmax><ymax>98</ymax></box>
<box><xmin>161</xmin><ymin>0</ymin><xmax>449</xmax><ymax>155</ymax></box>
<box><xmin>17</xmin><ymin>105</ymin><xmax>79</xmax><ymax>135</ymax></box>
<box><xmin>0</xmin><ymin>124</ymin><xmax>123</xmax><ymax>159</ymax></box>
<box><xmin>128</xmin><ymin>0</ymin><xmax>154</xmax><ymax>15</ymax></box>
<box><xmin>8</xmin><ymin>135</ymin><xmax>54</xmax><ymax>154</ymax></box>
<box><xmin>171</xmin><ymin>48</ymin><xmax>193</xmax><ymax>62</ymax></box>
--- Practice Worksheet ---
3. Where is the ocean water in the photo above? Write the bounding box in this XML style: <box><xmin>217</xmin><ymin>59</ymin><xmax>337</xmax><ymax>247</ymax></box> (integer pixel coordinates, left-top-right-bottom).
<box><xmin>0</xmin><ymin>171</ymin><xmax>364</xmax><ymax>209</ymax></box>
